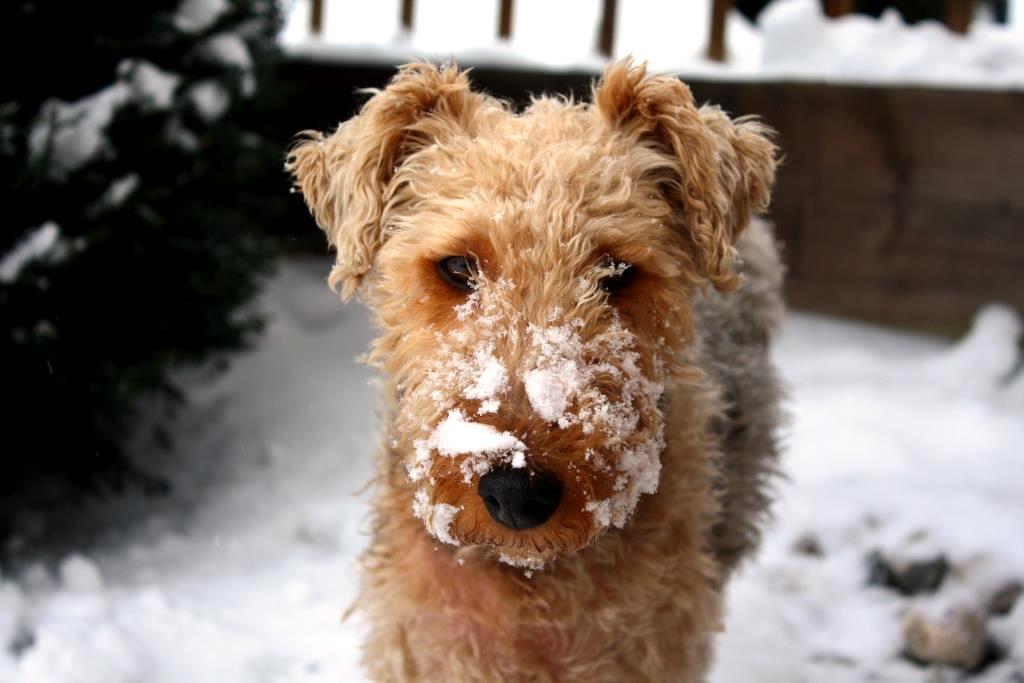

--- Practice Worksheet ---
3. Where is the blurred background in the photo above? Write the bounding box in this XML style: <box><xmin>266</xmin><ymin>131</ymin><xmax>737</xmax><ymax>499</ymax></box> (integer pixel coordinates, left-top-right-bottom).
<box><xmin>1</xmin><ymin>1</ymin><xmax>1022</xmax><ymax>682</ymax></box>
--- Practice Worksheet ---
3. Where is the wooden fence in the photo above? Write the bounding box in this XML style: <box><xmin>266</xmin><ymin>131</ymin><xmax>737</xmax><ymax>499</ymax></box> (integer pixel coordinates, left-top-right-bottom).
<box><xmin>698</xmin><ymin>79</ymin><xmax>1024</xmax><ymax>333</ymax></box>
<box><xmin>276</xmin><ymin>60</ymin><xmax>1023</xmax><ymax>332</ymax></box>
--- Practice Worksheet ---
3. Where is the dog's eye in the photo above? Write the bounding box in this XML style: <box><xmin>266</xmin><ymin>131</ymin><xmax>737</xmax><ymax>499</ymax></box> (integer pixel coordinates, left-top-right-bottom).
<box><xmin>599</xmin><ymin>258</ymin><xmax>635</xmax><ymax>295</ymax></box>
<box><xmin>438</xmin><ymin>256</ymin><xmax>477</xmax><ymax>292</ymax></box>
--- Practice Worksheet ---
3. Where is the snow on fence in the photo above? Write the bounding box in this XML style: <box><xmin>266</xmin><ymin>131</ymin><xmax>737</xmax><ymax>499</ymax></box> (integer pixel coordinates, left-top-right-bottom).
<box><xmin>303</xmin><ymin>0</ymin><xmax>989</xmax><ymax>64</ymax></box>
<box><xmin>819</xmin><ymin>0</ymin><xmax>983</xmax><ymax>34</ymax></box>
<box><xmin>282</xmin><ymin>1</ymin><xmax>1024</xmax><ymax>89</ymax></box>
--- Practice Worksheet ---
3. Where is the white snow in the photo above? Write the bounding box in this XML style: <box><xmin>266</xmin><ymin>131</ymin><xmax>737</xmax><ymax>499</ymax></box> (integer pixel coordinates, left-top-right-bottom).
<box><xmin>0</xmin><ymin>222</ymin><xmax>61</xmax><ymax>283</ymax></box>
<box><xmin>57</xmin><ymin>556</ymin><xmax>104</xmax><ymax>593</ymax></box>
<box><xmin>540</xmin><ymin>319</ymin><xmax>666</xmax><ymax>528</ymax></box>
<box><xmin>1014</xmin><ymin>0</ymin><xmax>1024</xmax><ymax>33</ymax></box>
<box><xmin>616</xmin><ymin>0</ymin><xmax>764</xmax><ymax>77</ymax></box>
<box><xmin>713</xmin><ymin>305</ymin><xmax>1024</xmax><ymax>683</ymax></box>
<box><xmin>280</xmin><ymin>0</ymin><xmax>1024</xmax><ymax>91</ymax></box>
<box><xmin>524</xmin><ymin>365</ymin><xmax>579</xmax><ymax>423</ymax></box>
<box><xmin>199</xmin><ymin>33</ymin><xmax>256</xmax><ymax>95</ymax></box>
<box><xmin>409</xmin><ymin>407</ymin><xmax>526</xmax><ymax>485</ymax></box>
<box><xmin>429</xmin><ymin>409</ymin><xmax>525</xmax><ymax>457</ymax></box>
<box><xmin>2</xmin><ymin>261</ymin><xmax>1022</xmax><ymax>682</ymax></box>
<box><xmin>927</xmin><ymin>304</ymin><xmax>1022</xmax><ymax>395</ymax></box>
<box><xmin>98</xmin><ymin>174</ymin><xmax>140</xmax><ymax>209</ymax></box>
<box><xmin>200</xmin><ymin>33</ymin><xmax>252</xmax><ymax>70</ymax></box>
<box><xmin>453</xmin><ymin>288</ymin><xmax>481</xmax><ymax>321</ymax></box>
<box><xmin>758</xmin><ymin>0</ymin><xmax>1024</xmax><ymax>89</ymax></box>
<box><xmin>412</xmin><ymin>490</ymin><xmax>461</xmax><ymax>546</ymax></box>
<box><xmin>122</xmin><ymin>60</ymin><xmax>181</xmax><ymax>109</ymax></box>
<box><xmin>517</xmin><ymin>316</ymin><xmax>667</xmax><ymax>530</ymax></box>
<box><xmin>461</xmin><ymin>351</ymin><xmax>509</xmax><ymax>402</ymax></box>
<box><xmin>3</xmin><ymin>261</ymin><xmax>376</xmax><ymax>683</ymax></box>
<box><xmin>174</xmin><ymin>0</ymin><xmax>228</xmax><ymax>34</ymax></box>
<box><xmin>29</xmin><ymin>60</ymin><xmax>180</xmax><ymax>177</ymax></box>
<box><xmin>426</xmin><ymin>283</ymin><xmax>665</xmax><ymax>537</ymax></box>
<box><xmin>477</xmin><ymin>398</ymin><xmax>500</xmax><ymax>415</ymax></box>
<box><xmin>189</xmin><ymin>81</ymin><xmax>231</xmax><ymax>121</ymax></box>
<box><xmin>582</xmin><ymin>499</ymin><xmax>612</xmax><ymax>529</ymax></box>
<box><xmin>29</xmin><ymin>83</ymin><xmax>131</xmax><ymax>177</ymax></box>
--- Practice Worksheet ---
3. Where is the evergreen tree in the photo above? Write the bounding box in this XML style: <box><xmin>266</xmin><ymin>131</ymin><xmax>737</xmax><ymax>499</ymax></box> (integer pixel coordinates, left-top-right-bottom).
<box><xmin>0</xmin><ymin>0</ymin><xmax>286</xmax><ymax>507</ymax></box>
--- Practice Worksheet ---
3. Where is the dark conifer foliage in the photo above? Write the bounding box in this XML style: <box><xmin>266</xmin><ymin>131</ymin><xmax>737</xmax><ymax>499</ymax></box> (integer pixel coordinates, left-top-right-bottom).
<box><xmin>0</xmin><ymin>1</ymin><xmax>286</xmax><ymax>504</ymax></box>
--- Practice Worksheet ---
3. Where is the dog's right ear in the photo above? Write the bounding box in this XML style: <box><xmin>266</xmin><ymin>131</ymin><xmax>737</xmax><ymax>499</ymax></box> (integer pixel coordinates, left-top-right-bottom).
<box><xmin>286</xmin><ymin>63</ymin><xmax>482</xmax><ymax>300</ymax></box>
<box><xmin>593</xmin><ymin>58</ymin><xmax>777</xmax><ymax>292</ymax></box>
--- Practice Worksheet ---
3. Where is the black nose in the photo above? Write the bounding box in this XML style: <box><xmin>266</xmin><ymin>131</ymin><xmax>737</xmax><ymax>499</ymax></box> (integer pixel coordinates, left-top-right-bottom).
<box><xmin>478</xmin><ymin>467</ymin><xmax>562</xmax><ymax>530</ymax></box>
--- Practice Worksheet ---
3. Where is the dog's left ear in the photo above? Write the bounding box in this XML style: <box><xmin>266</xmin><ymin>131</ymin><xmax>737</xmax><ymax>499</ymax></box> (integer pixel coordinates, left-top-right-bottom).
<box><xmin>287</xmin><ymin>63</ymin><xmax>483</xmax><ymax>300</ymax></box>
<box><xmin>593</xmin><ymin>59</ymin><xmax>778</xmax><ymax>291</ymax></box>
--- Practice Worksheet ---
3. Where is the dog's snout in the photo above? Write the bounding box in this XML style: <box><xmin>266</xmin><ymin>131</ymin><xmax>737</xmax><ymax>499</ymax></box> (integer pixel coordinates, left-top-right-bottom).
<box><xmin>478</xmin><ymin>468</ymin><xmax>562</xmax><ymax>530</ymax></box>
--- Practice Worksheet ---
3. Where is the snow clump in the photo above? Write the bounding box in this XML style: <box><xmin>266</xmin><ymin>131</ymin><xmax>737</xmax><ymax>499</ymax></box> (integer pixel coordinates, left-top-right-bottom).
<box><xmin>410</xmin><ymin>409</ymin><xmax>526</xmax><ymax>484</ymax></box>
<box><xmin>412</xmin><ymin>490</ymin><xmax>462</xmax><ymax>547</ymax></box>
<box><xmin>462</xmin><ymin>349</ymin><xmax>509</xmax><ymax>404</ymax></box>
<box><xmin>405</xmin><ymin>275</ymin><xmax>668</xmax><ymax>548</ymax></box>
<box><xmin>58</xmin><ymin>555</ymin><xmax>104</xmax><ymax>592</ymax></box>
<box><xmin>29</xmin><ymin>60</ymin><xmax>180</xmax><ymax>177</ymax></box>
<box><xmin>174</xmin><ymin>0</ymin><xmax>228</xmax><ymax>33</ymax></box>
<box><xmin>523</xmin><ymin>317</ymin><xmax>667</xmax><ymax>529</ymax></box>
<box><xmin>0</xmin><ymin>222</ymin><xmax>62</xmax><ymax>283</ymax></box>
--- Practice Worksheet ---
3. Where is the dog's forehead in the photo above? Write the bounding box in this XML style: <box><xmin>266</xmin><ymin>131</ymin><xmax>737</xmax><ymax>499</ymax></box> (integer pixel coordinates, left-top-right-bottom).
<box><xmin>402</xmin><ymin>104</ymin><xmax>675</xmax><ymax>256</ymax></box>
<box><xmin>412</xmin><ymin>102</ymin><xmax>633</xmax><ymax>190</ymax></box>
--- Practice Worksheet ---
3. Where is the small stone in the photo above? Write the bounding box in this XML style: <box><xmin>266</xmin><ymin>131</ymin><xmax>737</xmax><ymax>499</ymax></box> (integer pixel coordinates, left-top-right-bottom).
<box><xmin>9</xmin><ymin>624</ymin><xmax>35</xmax><ymax>656</ymax></box>
<box><xmin>792</xmin><ymin>534</ymin><xmax>824</xmax><ymax>558</ymax></box>
<box><xmin>809</xmin><ymin>652</ymin><xmax>855</xmax><ymax>667</ymax></box>
<box><xmin>987</xmin><ymin>579</ymin><xmax>1022</xmax><ymax>617</ymax></box>
<box><xmin>867</xmin><ymin>550</ymin><xmax>949</xmax><ymax>595</ymax></box>
<box><xmin>903</xmin><ymin>606</ymin><xmax>989</xmax><ymax>672</ymax></box>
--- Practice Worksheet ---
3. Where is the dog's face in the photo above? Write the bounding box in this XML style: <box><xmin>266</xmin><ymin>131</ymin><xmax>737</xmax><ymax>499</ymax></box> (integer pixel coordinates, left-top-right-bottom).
<box><xmin>288</xmin><ymin>60</ymin><xmax>776</xmax><ymax>567</ymax></box>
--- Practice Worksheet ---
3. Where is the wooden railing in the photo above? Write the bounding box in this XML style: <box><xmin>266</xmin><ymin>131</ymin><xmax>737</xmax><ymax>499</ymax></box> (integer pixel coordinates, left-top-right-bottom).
<box><xmin>308</xmin><ymin>1</ymin><xmax>982</xmax><ymax>64</ymax></box>
<box><xmin>308</xmin><ymin>0</ymin><xmax>616</xmax><ymax>58</ymax></box>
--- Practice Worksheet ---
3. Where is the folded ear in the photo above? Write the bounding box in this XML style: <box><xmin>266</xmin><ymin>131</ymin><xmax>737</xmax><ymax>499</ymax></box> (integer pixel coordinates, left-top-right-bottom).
<box><xmin>593</xmin><ymin>59</ymin><xmax>777</xmax><ymax>291</ymax></box>
<box><xmin>286</xmin><ymin>63</ymin><xmax>483</xmax><ymax>300</ymax></box>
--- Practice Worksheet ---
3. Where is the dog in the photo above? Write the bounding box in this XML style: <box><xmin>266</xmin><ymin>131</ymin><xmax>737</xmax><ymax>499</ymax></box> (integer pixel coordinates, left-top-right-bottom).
<box><xmin>287</xmin><ymin>58</ymin><xmax>784</xmax><ymax>682</ymax></box>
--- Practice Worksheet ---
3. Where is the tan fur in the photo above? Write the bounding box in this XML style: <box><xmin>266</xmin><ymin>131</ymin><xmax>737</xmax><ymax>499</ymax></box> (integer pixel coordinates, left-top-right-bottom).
<box><xmin>287</xmin><ymin>58</ymin><xmax>784</xmax><ymax>682</ymax></box>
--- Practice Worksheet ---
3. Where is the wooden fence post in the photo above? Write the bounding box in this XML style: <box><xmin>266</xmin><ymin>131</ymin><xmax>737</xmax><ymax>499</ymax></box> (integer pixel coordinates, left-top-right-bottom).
<box><xmin>945</xmin><ymin>0</ymin><xmax>975</xmax><ymax>33</ymax></box>
<box><xmin>310</xmin><ymin>0</ymin><xmax>323</xmax><ymax>35</ymax></box>
<box><xmin>401</xmin><ymin>0</ymin><xmax>415</xmax><ymax>33</ymax></box>
<box><xmin>499</xmin><ymin>0</ymin><xmax>514</xmax><ymax>40</ymax></box>
<box><xmin>597</xmin><ymin>0</ymin><xmax>617</xmax><ymax>58</ymax></box>
<box><xmin>824</xmin><ymin>0</ymin><xmax>854</xmax><ymax>18</ymax></box>
<box><xmin>707</xmin><ymin>0</ymin><xmax>732</xmax><ymax>62</ymax></box>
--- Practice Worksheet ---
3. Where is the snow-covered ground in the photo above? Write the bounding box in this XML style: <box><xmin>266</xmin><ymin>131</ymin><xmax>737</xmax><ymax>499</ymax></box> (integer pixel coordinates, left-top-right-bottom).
<box><xmin>2</xmin><ymin>259</ymin><xmax>1022</xmax><ymax>683</ymax></box>
<box><xmin>280</xmin><ymin>0</ymin><xmax>1024</xmax><ymax>90</ymax></box>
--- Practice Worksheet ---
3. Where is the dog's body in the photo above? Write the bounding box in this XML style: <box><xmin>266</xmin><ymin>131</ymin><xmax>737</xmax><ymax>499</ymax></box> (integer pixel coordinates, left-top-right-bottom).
<box><xmin>289</xmin><ymin>60</ymin><xmax>784</xmax><ymax>682</ymax></box>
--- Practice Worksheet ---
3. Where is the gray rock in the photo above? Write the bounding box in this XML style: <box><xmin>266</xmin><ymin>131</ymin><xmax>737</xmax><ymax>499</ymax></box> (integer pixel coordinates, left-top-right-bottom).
<box><xmin>792</xmin><ymin>533</ymin><xmax>824</xmax><ymax>558</ymax></box>
<box><xmin>903</xmin><ymin>606</ymin><xmax>989</xmax><ymax>672</ymax></box>
<box><xmin>867</xmin><ymin>550</ymin><xmax>950</xmax><ymax>595</ymax></box>
<box><xmin>987</xmin><ymin>579</ymin><xmax>1022</xmax><ymax>617</ymax></box>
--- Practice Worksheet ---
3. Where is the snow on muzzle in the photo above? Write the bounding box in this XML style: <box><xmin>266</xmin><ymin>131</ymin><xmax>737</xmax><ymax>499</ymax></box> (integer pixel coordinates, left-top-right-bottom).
<box><xmin>398</xmin><ymin>283</ymin><xmax>668</xmax><ymax>565</ymax></box>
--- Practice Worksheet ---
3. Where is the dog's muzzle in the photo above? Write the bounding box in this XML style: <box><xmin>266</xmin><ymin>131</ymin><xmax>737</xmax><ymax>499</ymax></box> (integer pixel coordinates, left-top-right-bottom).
<box><xmin>477</xmin><ymin>467</ymin><xmax>562</xmax><ymax>530</ymax></box>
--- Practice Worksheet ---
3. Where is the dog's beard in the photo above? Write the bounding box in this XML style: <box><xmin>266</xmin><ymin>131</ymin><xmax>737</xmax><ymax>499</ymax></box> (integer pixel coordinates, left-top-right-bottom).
<box><xmin>393</xmin><ymin>279</ymin><xmax>668</xmax><ymax>567</ymax></box>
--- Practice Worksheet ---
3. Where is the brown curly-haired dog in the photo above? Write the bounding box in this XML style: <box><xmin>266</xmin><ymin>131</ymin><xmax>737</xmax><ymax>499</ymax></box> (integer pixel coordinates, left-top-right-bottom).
<box><xmin>287</xmin><ymin>58</ymin><xmax>784</xmax><ymax>683</ymax></box>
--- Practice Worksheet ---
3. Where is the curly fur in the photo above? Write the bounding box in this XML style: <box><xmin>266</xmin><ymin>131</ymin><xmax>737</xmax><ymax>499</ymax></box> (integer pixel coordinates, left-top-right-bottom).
<box><xmin>287</xmin><ymin>58</ymin><xmax>784</xmax><ymax>682</ymax></box>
